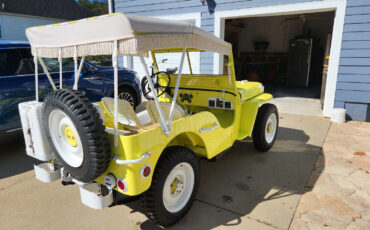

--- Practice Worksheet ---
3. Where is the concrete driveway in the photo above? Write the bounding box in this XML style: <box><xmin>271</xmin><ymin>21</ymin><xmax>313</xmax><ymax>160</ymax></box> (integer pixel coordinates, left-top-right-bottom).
<box><xmin>0</xmin><ymin>113</ymin><xmax>330</xmax><ymax>230</ymax></box>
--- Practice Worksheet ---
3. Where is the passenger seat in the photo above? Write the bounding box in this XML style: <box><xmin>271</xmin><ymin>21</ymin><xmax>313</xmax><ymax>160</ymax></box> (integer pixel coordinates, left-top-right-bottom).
<box><xmin>145</xmin><ymin>101</ymin><xmax>187</xmax><ymax>124</ymax></box>
<box><xmin>100</xmin><ymin>98</ymin><xmax>187</xmax><ymax>131</ymax></box>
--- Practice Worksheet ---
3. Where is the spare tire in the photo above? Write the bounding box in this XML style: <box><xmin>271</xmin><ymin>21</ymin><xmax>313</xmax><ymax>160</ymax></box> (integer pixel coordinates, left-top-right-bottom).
<box><xmin>43</xmin><ymin>89</ymin><xmax>111</xmax><ymax>182</ymax></box>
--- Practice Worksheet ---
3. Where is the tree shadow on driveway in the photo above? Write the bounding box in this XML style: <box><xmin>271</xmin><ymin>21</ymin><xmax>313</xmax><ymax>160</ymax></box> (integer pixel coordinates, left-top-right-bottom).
<box><xmin>0</xmin><ymin>112</ymin><xmax>328</xmax><ymax>230</ymax></box>
<box><xmin>119</xmin><ymin>125</ymin><xmax>326</xmax><ymax>230</ymax></box>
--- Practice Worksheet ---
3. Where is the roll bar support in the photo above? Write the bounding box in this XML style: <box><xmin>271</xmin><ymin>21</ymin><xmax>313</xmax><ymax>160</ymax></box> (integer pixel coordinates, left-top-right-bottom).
<box><xmin>113</xmin><ymin>40</ymin><xmax>119</xmax><ymax>146</ymax></box>
<box><xmin>58</xmin><ymin>48</ymin><xmax>63</xmax><ymax>89</ymax></box>
<box><xmin>139</xmin><ymin>48</ymin><xmax>187</xmax><ymax>135</ymax></box>
<box><xmin>139</xmin><ymin>53</ymin><xmax>170</xmax><ymax>135</ymax></box>
<box><xmin>34</xmin><ymin>54</ymin><xmax>39</xmax><ymax>102</ymax></box>
<box><xmin>168</xmin><ymin>48</ymin><xmax>186</xmax><ymax>129</ymax></box>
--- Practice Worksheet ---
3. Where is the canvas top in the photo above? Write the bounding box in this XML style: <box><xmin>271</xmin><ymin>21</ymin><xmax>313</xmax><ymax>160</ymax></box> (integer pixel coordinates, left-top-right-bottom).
<box><xmin>26</xmin><ymin>13</ymin><xmax>231</xmax><ymax>58</ymax></box>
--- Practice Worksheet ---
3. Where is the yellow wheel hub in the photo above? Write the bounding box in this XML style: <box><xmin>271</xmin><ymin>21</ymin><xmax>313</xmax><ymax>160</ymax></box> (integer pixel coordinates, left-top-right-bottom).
<box><xmin>64</xmin><ymin>126</ymin><xmax>77</xmax><ymax>147</ymax></box>
<box><xmin>170</xmin><ymin>178</ymin><xmax>179</xmax><ymax>194</ymax></box>
<box><xmin>267</xmin><ymin>123</ymin><xmax>274</xmax><ymax>132</ymax></box>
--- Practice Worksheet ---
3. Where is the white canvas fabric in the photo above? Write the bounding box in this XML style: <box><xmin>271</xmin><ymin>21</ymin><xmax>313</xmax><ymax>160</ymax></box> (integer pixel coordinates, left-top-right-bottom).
<box><xmin>26</xmin><ymin>13</ymin><xmax>231</xmax><ymax>58</ymax></box>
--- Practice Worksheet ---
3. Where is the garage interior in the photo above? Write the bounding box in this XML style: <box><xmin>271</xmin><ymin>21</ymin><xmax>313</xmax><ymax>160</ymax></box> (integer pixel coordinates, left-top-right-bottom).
<box><xmin>224</xmin><ymin>11</ymin><xmax>335</xmax><ymax>110</ymax></box>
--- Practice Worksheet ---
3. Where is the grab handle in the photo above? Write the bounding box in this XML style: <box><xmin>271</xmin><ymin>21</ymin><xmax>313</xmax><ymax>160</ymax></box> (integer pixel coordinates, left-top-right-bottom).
<box><xmin>199</xmin><ymin>122</ymin><xmax>218</xmax><ymax>133</ymax></box>
<box><xmin>114</xmin><ymin>152</ymin><xmax>151</xmax><ymax>165</ymax></box>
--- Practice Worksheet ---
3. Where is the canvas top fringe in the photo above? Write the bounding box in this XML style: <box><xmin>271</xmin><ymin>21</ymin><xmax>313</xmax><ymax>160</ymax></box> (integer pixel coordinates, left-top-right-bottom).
<box><xmin>31</xmin><ymin>34</ymin><xmax>230</xmax><ymax>58</ymax></box>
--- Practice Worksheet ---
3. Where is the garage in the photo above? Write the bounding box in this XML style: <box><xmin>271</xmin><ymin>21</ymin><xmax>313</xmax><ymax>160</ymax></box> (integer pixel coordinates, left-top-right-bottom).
<box><xmin>223</xmin><ymin>11</ymin><xmax>335</xmax><ymax>109</ymax></box>
<box><xmin>214</xmin><ymin>0</ymin><xmax>346</xmax><ymax>118</ymax></box>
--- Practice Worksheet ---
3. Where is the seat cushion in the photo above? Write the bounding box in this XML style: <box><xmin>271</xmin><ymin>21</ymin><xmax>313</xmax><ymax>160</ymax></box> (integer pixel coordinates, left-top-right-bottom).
<box><xmin>146</xmin><ymin>101</ymin><xmax>186</xmax><ymax>124</ymax></box>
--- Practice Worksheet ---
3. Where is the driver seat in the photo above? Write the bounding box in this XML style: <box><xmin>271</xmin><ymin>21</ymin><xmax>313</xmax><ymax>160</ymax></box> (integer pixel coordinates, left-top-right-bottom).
<box><xmin>166</xmin><ymin>67</ymin><xmax>178</xmax><ymax>74</ymax></box>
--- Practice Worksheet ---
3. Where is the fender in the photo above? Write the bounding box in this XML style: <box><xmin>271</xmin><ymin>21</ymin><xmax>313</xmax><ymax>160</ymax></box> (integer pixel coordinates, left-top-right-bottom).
<box><xmin>237</xmin><ymin>93</ymin><xmax>273</xmax><ymax>140</ymax></box>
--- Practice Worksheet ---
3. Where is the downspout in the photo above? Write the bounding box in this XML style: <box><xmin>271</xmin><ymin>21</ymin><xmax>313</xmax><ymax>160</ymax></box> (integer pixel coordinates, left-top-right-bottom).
<box><xmin>108</xmin><ymin>0</ymin><xmax>113</xmax><ymax>14</ymax></box>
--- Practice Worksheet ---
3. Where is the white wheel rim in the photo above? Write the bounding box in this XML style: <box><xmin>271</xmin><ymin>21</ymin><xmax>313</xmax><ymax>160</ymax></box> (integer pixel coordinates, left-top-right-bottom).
<box><xmin>265</xmin><ymin>113</ymin><xmax>277</xmax><ymax>144</ymax></box>
<box><xmin>163</xmin><ymin>162</ymin><xmax>194</xmax><ymax>213</ymax></box>
<box><xmin>48</xmin><ymin>110</ymin><xmax>84</xmax><ymax>167</ymax></box>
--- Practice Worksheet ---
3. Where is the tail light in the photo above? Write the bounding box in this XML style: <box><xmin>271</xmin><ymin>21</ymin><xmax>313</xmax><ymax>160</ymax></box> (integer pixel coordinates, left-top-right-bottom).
<box><xmin>117</xmin><ymin>178</ymin><xmax>128</xmax><ymax>192</ymax></box>
<box><xmin>141</xmin><ymin>164</ymin><xmax>151</xmax><ymax>178</ymax></box>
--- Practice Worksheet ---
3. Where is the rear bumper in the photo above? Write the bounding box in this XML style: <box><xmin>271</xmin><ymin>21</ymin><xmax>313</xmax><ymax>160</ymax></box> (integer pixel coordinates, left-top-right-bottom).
<box><xmin>33</xmin><ymin>162</ymin><xmax>113</xmax><ymax>210</ymax></box>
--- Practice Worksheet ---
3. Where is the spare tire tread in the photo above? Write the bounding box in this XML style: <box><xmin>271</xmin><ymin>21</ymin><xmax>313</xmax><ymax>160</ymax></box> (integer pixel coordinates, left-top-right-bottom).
<box><xmin>43</xmin><ymin>89</ymin><xmax>111</xmax><ymax>182</ymax></box>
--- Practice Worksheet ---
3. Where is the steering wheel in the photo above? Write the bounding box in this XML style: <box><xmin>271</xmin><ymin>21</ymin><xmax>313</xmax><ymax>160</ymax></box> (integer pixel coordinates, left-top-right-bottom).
<box><xmin>141</xmin><ymin>71</ymin><xmax>171</xmax><ymax>100</ymax></box>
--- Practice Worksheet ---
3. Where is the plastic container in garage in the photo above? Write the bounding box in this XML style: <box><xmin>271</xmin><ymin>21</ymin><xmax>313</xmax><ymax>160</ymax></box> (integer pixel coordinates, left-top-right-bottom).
<box><xmin>331</xmin><ymin>108</ymin><xmax>346</xmax><ymax>123</ymax></box>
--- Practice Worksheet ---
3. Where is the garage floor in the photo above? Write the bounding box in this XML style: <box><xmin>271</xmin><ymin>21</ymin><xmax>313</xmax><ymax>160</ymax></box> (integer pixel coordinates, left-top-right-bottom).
<box><xmin>270</xmin><ymin>97</ymin><xmax>323</xmax><ymax>117</ymax></box>
<box><xmin>265</xmin><ymin>83</ymin><xmax>324</xmax><ymax>117</ymax></box>
<box><xmin>0</xmin><ymin>113</ymin><xmax>330</xmax><ymax>230</ymax></box>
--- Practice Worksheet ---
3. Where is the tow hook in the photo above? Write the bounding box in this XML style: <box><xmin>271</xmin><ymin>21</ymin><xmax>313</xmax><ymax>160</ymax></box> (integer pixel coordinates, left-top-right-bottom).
<box><xmin>61</xmin><ymin>181</ymin><xmax>75</xmax><ymax>186</ymax></box>
<box><xmin>60</xmin><ymin>167</ymin><xmax>87</xmax><ymax>186</ymax></box>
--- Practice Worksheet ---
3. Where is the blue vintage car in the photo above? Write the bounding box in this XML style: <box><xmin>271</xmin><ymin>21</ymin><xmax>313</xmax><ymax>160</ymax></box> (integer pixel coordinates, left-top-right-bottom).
<box><xmin>0</xmin><ymin>40</ymin><xmax>142</xmax><ymax>133</ymax></box>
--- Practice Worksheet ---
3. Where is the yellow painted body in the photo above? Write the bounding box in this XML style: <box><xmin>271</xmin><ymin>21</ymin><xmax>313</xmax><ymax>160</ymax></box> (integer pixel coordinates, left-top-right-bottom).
<box><xmin>95</xmin><ymin>47</ymin><xmax>273</xmax><ymax>196</ymax></box>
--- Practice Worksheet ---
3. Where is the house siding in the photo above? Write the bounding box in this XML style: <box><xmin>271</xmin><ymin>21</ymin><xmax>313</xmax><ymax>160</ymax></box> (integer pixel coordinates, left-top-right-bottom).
<box><xmin>0</xmin><ymin>13</ymin><xmax>63</xmax><ymax>40</ymax></box>
<box><xmin>116</xmin><ymin>0</ymin><xmax>314</xmax><ymax>73</ymax></box>
<box><xmin>335</xmin><ymin>0</ymin><xmax>370</xmax><ymax>121</ymax></box>
<box><xmin>115</xmin><ymin>0</ymin><xmax>370</xmax><ymax>121</ymax></box>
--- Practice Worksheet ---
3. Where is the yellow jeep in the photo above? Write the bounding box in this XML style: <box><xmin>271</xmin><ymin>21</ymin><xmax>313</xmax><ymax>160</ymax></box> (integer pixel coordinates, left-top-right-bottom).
<box><xmin>20</xmin><ymin>13</ymin><xmax>278</xmax><ymax>227</ymax></box>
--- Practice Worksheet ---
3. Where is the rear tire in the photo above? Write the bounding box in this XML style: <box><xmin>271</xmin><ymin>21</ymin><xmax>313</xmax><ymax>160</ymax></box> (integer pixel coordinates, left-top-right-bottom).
<box><xmin>141</xmin><ymin>147</ymin><xmax>199</xmax><ymax>227</ymax></box>
<box><xmin>252</xmin><ymin>104</ymin><xmax>279</xmax><ymax>152</ymax></box>
<box><xmin>43</xmin><ymin>89</ymin><xmax>111</xmax><ymax>182</ymax></box>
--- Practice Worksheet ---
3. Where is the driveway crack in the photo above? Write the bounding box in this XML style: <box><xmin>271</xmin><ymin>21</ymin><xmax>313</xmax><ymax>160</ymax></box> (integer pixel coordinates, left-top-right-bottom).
<box><xmin>0</xmin><ymin>174</ymin><xmax>34</xmax><ymax>193</ymax></box>
<box><xmin>195</xmin><ymin>199</ymin><xmax>282</xmax><ymax>229</ymax></box>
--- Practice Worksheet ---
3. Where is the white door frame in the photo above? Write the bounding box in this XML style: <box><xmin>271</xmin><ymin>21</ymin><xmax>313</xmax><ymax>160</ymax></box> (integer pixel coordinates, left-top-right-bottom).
<box><xmin>124</xmin><ymin>12</ymin><xmax>201</xmax><ymax>74</ymax></box>
<box><xmin>214</xmin><ymin>0</ymin><xmax>347</xmax><ymax>117</ymax></box>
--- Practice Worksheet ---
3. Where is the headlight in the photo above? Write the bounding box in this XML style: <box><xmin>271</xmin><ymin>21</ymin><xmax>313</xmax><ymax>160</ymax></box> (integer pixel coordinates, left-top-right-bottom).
<box><xmin>259</xmin><ymin>84</ymin><xmax>264</xmax><ymax>93</ymax></box>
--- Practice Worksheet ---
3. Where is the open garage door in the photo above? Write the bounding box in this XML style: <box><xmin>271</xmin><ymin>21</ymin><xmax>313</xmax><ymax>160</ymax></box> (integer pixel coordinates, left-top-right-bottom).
<box><xmin>223</xmin><ymin>11</ymin><xmax>335</xmax><ymax>117</ymax></box>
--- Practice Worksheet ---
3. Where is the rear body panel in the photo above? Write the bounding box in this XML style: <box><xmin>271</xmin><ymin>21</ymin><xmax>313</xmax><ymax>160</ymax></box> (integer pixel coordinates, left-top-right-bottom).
<box><xmin>96</xmin><ymin>110</ymin><xmax>233</xmax><ymax>196</ymax></box>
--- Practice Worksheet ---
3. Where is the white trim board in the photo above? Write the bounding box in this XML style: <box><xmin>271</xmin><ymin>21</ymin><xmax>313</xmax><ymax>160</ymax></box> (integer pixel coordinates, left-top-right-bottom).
<box><xmin>214</xmin><ymin>0</ymin><xmax>347</xmax><ymax>118</ymax></box>
<box><xmin>124</xmin><ymin>12</ymin><xmax>201</xmax><ymax>74</ymax></box>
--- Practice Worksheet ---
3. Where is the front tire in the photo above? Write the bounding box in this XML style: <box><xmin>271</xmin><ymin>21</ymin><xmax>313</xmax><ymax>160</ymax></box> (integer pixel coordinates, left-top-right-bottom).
<box><xmin>141</xmin><ymin>147</ymin><xmax>199</xmax><ymax>227</ymax></box>
<box><xmin>252</xmin><ymin>104</ymin><xmax>279</xmax><ymax>152</ymax></box>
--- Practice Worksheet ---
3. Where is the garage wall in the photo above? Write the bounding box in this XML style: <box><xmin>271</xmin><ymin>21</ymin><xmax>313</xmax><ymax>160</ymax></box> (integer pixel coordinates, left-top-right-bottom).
<box><xmin>236</xmin><ymin>16</ymin><xmax>303</xmax><ymax>53</ymax></box>
<box><xmin>115</xmin><ymin>0</ymin><xmax>316</xmax><ymax>74</ymax></box>
<box><xmin>335</xmin><ymin>0</ymin><xmax>370</xmax><ymax>121</ymax></box>
<box><xmin>235</xmin><ymin>13</ymin><xmax>334</xmax><ymax>53</ymax></box>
